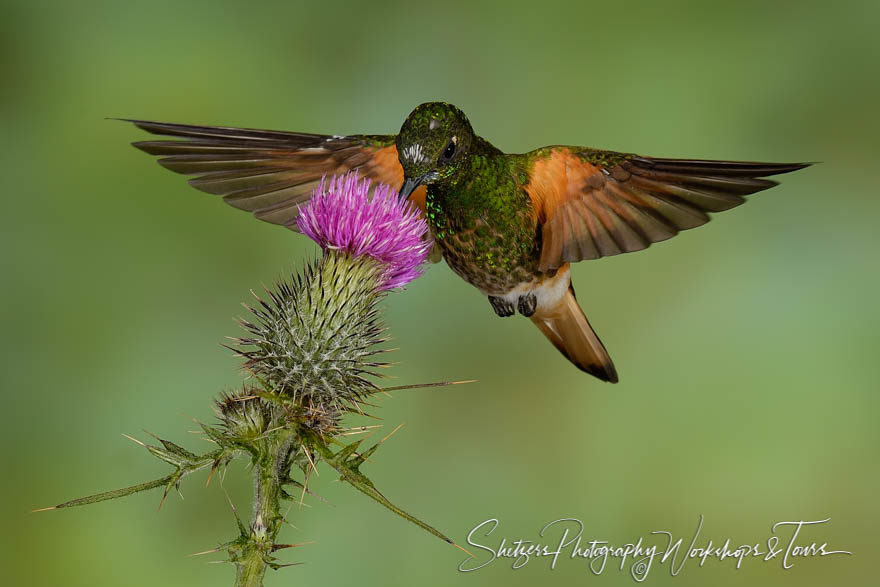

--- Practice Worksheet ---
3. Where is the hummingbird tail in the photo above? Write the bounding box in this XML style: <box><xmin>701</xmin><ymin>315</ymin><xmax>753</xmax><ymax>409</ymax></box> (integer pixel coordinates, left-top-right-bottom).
<box><xmin>530</xmin><ymin>286</ymin><xmax>618</xmax><ymax>383</ymax></box>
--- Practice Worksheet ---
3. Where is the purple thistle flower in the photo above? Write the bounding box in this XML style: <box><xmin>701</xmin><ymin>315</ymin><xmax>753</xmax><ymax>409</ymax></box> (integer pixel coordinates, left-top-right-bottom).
<box><xmin>297</xmin><ymin>172</ymin><xmax>433</xmax><ymax>289</ymax></box>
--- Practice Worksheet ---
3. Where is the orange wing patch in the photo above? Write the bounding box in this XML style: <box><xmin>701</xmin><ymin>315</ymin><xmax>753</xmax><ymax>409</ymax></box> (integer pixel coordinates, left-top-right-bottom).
<box><xmin>526</xmin><ymin>147</ymin><xmax>808</xmax><ymax>273</ymax></box>
<box><xmin>361</xmin><ymin>145</ymin><xmax>426</xmax><ymax>213</ymax></box>
<box><xmin>526</xmin><ymin>148</ymin><xmax>600</xmax><ymax>224</ymax></box>
<box><xmin>126</xmin><ymin>119</ymin><xmax>427</xmax><ymax>229</ymax></box>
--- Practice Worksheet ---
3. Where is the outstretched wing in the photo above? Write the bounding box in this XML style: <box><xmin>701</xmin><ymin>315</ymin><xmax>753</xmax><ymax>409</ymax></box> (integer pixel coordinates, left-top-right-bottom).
<box><xmin>524</xmin><ymin>147</ymin><xmax>808</xmax><ymax>272</ymax></box>
<box><xmin>122</xmin><ymin>119</ymin><xmax>426</xmax><ymax>230</ymax></box>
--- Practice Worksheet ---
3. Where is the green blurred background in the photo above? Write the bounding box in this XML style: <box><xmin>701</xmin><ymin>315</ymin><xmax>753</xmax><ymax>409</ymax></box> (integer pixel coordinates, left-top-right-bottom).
<box><xmin>3</xmin><ymin>0</ymin><xmax>878</xmax><ymax>585</ymax></box>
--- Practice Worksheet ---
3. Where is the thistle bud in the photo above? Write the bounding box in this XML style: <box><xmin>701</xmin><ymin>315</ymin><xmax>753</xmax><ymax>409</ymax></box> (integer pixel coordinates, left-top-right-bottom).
<box><xmin>215</xmin><ymin>387</ymin><xmax>280</xmax><ymax>440</ymax></box>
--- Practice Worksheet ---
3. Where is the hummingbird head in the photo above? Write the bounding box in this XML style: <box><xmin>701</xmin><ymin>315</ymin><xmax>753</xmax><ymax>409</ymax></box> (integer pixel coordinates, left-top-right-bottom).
<box><xmin>395</xmin><ymin>102</ymin><xmax>475</xmax><ymax>199</ymax></box>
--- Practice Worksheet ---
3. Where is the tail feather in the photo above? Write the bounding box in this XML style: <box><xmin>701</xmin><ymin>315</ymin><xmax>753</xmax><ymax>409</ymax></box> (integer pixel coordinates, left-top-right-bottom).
<box><xmin>530</xmin><ymin>286</ymin><xmax>618</xmax><ymax>383</ymax></box>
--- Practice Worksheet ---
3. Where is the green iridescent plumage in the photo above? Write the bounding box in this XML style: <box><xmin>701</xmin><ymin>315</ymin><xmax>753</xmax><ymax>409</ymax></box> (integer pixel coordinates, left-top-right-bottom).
<box><xmin>396</xmin><ymin>104</ymin><xmax>544</xmax><ymax>293</ymax></box>
<box><xmin>425</xmin><ymin>145</ymin><xmax>540</xmax><ymax>291</ymax></box>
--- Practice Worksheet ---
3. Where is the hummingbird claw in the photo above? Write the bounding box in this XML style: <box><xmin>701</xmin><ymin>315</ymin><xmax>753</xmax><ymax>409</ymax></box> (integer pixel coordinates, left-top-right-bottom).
<box><xmin>488</xmin><ymin>296</ymin><xmax>515</xmax><ymax>317</ymax></box>
<box><xmin>517</xmin><ymin>294</ymin><xmax>537</xmax><ymax>317</ymax></box>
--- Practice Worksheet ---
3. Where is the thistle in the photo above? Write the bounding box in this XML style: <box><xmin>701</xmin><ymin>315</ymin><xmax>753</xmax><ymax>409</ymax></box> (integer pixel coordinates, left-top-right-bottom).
<box><xmin>39</xmin><ymin>172</ymin><xmax>470</xmax><ymax>587</ymax></box>
<box><xmin>296</xmin><ymin>172</ymin><xmax>431</xmax><ymax>291</ymax></box>
<box><xmin>235</xmin><ymin>173</ymin><xmax>431</xmax><ymax>422</ymax></box>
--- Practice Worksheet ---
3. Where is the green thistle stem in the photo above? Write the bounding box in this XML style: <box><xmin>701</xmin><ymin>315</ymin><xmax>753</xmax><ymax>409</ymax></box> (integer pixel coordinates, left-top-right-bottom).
<box><xmin>231</xmin><ymin>430</ymin><xmax>296</xmax><ymax>587</ymax></box>
<box><xmin>232</xmin><ymin>471</ymin><xmax>278</xmax><ymax>587</ymax></box>
<box><xmin>236</xmin><ymin>547</ymin><xmax>269</xmax><ymax>587</ymax></box>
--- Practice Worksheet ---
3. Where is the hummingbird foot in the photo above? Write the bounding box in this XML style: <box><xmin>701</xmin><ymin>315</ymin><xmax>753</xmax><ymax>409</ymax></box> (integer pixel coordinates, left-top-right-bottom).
<box><xmin>517</xmin><ymin>293</ymin><xmax>537</xmax><ymax>317</ymax></box>
<box><xmin>488</xmin><ymin>296</ymin><xmax>515</xmax><ymax>317</ymax></box>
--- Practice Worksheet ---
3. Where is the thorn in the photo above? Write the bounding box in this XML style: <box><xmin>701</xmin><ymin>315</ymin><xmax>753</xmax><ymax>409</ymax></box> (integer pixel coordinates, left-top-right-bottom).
<box><xmin>285</xmin><ymin>480</ymin><xmax>330</xmax><ymax>505</ymax></box>
<box><xmin>31</xmin><ymin>506</ymin><xmax>57</xmax><ymax>513</ymax></box>
<box><xmin>281</xmin><ymin>502</ymin><xmax>295</xmax><ymax>528</ymax></box>
<box><xmin>271</xmin><ymin>541</ymin><xmax>315</xmax><ymax>552</ymax></box>
<box><xmin>298</xmin><ymin>469</ymin><xmax>311</xmax><ymax>508</ymax></box>
<box><xmin>300</xmin><ymin>444</ymin><xmax>319</xmax><ymax>477</ymax></box>
<box><xmin>379</xmin><ymin>422</ymin><xmax>405</xmax><ymax>445</ymax></box>
<box><xmin>339</xmin><ymin>425</ymin><xmax>383</xmax><ymax>437</ymax></box>
<box><xmin>221</xmin><ymin>482</ymin><xmax>237</xmax><ymax>515</ymax></box>
<box><xmin>274</xmin><ymin>562</ymin><xmax>305</xmax><ymax>569</ymax></box>
<box><xmin>206</xmin><ymin>463</ymin><xmax>217</xmax><ymax>488</ymax></box>
<box><xmin>359</xmin><ymin>427</ymin><xmax>380</xmax><ymax>443</ymax></box>
<box><xmin>381</xmin><ymin>379</ymin><xmax>477</xmax><ymax>393</ymax></box>
<box><xmin>122</xmin><ymin>433</ymin><xmax>146</xmax><ymax>447</ymax></box>
<box><xmin>157</xmin><ymin>489</ymin><xmax>169</xmax><ymax>512</ymax></box>
<box><xmin>281</xmin><ymin>518</ymin><xmax>300</xmax><ymax>530</ymax></box>
<box><xmin>356</xmin><ymin>398</ymin><xmax>381</xmax><ymax>410</ymax></box>
<box><xmin>353</xmin><ymin>409</ymin><xmax>382</xmax><ymax>422</ymax></box>
<box><xmin>451</xmin><ymin>541</ymin><xmax>476</xmax><ymax>559</ymax></box>
<box><xmin>157</xmin><ymin>475</ymin><xmax>181</xmax><ymax>511</ymax></box>
<box><xmin>220</xmin><ymin>480</ymin><xmax>247</xmax><ymax>535</ymax></box>
<box><xmin>188</xmin><ymin>547</ymin><xmax>222</xmax><ymax>557</ymax></box>
<box><xmin>257</xmin><ymin>424</ymin><xmax>286</xmax><ymax>439</ymax></box>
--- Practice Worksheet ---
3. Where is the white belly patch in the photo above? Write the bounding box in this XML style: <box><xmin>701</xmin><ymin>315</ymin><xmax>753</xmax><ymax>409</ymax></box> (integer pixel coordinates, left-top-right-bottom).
<box><xmin>497</xmin><ymin>265</ymin><xmax>570</xmax><ymax>311</ymax></box>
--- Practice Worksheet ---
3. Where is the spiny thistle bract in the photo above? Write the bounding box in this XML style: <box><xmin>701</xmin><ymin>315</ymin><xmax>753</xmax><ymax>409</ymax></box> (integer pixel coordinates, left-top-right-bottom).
<box><xmin>215</xmin><ymin>387</ymin><xmax>284</xmax><ymax>440</ymax></box>
<box><xmin>42</xmin><ymin>171</ymin><xmax>468</xmax><ymax>587</ymax></box>
<box><xmin>235</xmin><ymin>252</ymin><xmax>389</xmax><ymax>418</ymax></box>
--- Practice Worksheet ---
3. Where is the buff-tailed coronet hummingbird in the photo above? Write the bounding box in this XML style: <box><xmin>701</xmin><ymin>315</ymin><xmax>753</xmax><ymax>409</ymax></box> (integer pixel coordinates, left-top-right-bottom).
<box><xmin>122</xmin><ymin>102</ymin><xmax>808</xmax><ymax>382</ymax></box>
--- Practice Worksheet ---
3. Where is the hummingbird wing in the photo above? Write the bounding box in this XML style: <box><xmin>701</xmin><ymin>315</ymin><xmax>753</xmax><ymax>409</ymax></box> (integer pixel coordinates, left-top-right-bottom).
<box><xmin>121</xmin><ymin>119</ymin><xmax>427</xmax><ymax>230</ymax></box>
<box><xmin>524</xmin><ymin>147</ymin><xmax>809</xmax><ymax>273</ymax></box>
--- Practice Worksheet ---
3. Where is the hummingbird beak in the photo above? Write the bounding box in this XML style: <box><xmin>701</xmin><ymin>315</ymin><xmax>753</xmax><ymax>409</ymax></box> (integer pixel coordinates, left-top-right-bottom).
<box><xmin>398</xmin><ymin>176</ymin><xmax>422</xmax><ymax>200</ymax></box>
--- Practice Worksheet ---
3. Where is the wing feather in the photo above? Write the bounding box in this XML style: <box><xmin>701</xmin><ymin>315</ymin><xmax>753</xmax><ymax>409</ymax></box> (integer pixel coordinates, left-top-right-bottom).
<box><xmin>122</xmin><ymin>119</ymin><xmax>426</xmax><ymax>230</ymax></box>
<box><xmin>527</xmin><ymin>147</ymin><xmax>808</xmax><ymax>272</ymax></box>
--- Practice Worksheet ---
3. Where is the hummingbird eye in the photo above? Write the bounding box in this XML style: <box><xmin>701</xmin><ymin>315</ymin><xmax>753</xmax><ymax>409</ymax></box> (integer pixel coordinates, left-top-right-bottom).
<box><xmin>441</xmin><ymin>139</ymin><xmax>456</xmax><ymax>162</ymax></box>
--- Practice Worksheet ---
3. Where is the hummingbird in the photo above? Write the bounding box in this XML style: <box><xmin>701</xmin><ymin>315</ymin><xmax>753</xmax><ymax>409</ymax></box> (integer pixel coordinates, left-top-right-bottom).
<box><xmin>122</xmin><ymin>102</ymin><xmax>807</xmax><ymax>383</ymax></box>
